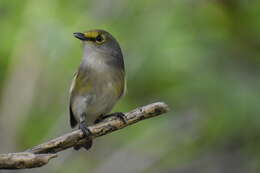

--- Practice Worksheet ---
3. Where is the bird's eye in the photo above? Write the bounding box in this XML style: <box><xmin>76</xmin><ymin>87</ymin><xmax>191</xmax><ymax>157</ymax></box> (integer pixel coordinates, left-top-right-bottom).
<box><xmin>96</xmin><ymin>35</ymin><xmax>104</xmax><ymax>43</ymax></box>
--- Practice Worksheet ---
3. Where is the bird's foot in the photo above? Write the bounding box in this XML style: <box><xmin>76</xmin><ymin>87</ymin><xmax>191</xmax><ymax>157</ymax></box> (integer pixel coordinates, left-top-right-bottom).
<box><xmin>79</xmin><ymin>122</ymin><xmax>92</xmax><ymax>136</ymax></box>
<box><xmin>95</xmin><ymin>112</ymin><xmax>127</xmax><ymax>124</ymax></box>
<box><xmin>73</xmin><ymin>122</ymin><xmax>93</xmax><ymax>150</ymax></box>
<box><xmin>113</xmin><ymin>112</ymin><xmax>127</xmax><ymax>124</ymax></box>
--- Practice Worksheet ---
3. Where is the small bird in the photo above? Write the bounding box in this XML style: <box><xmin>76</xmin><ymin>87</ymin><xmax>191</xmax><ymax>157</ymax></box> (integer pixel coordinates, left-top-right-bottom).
<box><xmin>69</xmin><ymin>29</ymin><xmax>126</xmax><ymax>150</ymax></box>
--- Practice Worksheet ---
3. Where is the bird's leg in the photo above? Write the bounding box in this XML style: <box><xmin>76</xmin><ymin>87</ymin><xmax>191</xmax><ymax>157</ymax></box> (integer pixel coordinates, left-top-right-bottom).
<box><xmin>94</xmin><ymin>112</ymin><xmax>127</xmax><ymax>124</ymax></box>
<box><xmin>74</xmin><ymin>113</ymin><xmax>93</xmax><ymax>150</ymax></box>
<box><xmin>79</xmin><ymin>113</ymin><xmax>92</xmax><ymax>136</ymax></box>
<box><xmin>79</xmin><ymin>122</ymin><xmax>92</xmax><ymax>137</ymax></box>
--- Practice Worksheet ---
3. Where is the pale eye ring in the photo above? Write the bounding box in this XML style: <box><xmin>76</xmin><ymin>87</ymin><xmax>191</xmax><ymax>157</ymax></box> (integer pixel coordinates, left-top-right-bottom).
<box><xmin>96</xmin><ymin>35</ymin><xmax>104</xmax><ymax>43</ymax></box>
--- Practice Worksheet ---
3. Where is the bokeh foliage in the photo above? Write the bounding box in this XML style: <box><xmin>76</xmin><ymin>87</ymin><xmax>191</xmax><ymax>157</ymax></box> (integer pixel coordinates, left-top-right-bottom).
<box><xmin>0</xmin><ymin>0</ymin><xmax>260</xmax><ymax>172</ymax></box>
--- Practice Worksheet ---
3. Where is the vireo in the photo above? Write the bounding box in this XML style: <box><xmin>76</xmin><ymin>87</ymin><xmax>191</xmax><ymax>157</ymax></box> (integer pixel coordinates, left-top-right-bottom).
<box><xmin>69</xmin><ymin>29</ymin><xmax>126</xmax><ymax>150</ymax></box>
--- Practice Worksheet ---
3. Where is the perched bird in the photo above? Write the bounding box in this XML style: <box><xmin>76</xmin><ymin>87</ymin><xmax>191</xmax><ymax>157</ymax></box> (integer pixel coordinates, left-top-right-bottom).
<box><xmin>69</xmin><ymin>29</ymin><xmax>126</xmax><ymax>150</ymax></box>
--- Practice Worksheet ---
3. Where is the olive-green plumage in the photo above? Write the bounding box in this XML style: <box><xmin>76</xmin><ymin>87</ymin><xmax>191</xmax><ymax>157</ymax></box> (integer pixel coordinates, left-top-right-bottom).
<box><xmin>69</xmin><ymin>29</ymin><xmax>125</xmax><ymax>150</ymax></box>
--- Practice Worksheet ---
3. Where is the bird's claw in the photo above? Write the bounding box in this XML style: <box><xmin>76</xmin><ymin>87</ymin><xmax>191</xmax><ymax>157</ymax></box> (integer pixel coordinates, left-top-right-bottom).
<box><xmin>113</xmin><ymin>112</ymin><xmax>127</xmax><ymax>124</ymax></box>
<box><xmin>95</xmin><ymin>112</ymin><xmax>127</xmax><ymax>124</ymax></box>
<box><xmin>79</xmin><ymin>122</ymin><xmax>92</xmax><ymax>137</ymax></box>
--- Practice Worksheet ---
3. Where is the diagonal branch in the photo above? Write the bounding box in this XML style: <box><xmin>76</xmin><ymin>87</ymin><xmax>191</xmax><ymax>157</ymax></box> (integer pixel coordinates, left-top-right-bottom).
<box><xmin>0</xmin><ymin>102</ymin><xmax>169</xmax><ymax>169</ymax></box>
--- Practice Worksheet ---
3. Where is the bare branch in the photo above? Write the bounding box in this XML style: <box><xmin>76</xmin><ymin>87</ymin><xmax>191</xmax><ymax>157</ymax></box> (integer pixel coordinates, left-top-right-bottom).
<box><xmin>0</xmin><ymin>152</ymin><xmax>57</xmax><ymax>169</ymax></box>
<box><xmin>0</xmin><ymin>102</ymin><xmax>169</xmax><ymax>169</ymax></box>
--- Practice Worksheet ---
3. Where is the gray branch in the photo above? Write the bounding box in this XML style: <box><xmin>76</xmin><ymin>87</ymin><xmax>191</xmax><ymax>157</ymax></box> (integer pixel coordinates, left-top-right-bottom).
<box><xmin>0</xmin><ymin>152</ymin><xmax>57</xmax><ymax>169</ymax></box>
<box><xmin>0</xmin><ymin>102</ymin><xmax>169</xmax><ymax>169</ymax></box>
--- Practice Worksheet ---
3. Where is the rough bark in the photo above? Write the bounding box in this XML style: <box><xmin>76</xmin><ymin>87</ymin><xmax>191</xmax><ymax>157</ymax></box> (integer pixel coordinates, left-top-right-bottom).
<box><xmin>0</xmin><ymin>102</ymin><xmax>169</xmax><ymax>169</ymax></box>
<box><xmin>0</xmin><ymin>152</ymin><xmax>57</xmax><ymax>169</ymax></box>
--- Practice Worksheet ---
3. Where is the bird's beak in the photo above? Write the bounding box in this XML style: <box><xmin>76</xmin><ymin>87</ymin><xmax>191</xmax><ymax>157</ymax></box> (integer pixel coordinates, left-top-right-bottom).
<box><xmin>73</xmin><ymin>32</ymin><xmax>88</xmax><ymax>41</ymax></box>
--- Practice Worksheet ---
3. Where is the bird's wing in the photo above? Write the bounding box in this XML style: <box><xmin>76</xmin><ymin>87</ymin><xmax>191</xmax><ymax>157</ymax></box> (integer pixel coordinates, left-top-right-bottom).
<box><xmin>69</xmin><ymin>103</ymin><xmax>78</xmax><ymax>128</ymax></box>
<box><xmin>117</xmin><ymin>69</ymin><xmax>126</xmax><ymax>98</ymax></box>
<box><xmin>69</xmin><ymin>72</ymin><xmax>79</xmax><ymax>128</ymax></box>
<box><xmin>69</xmin><ymin>70</ymin><xmax>92</xmax><ymax>128</ymax></box>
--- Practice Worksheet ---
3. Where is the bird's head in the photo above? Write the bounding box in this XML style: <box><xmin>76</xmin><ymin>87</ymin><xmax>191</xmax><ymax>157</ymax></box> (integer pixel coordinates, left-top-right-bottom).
<box><xmin>73</xmin><ymin>29</ymin><xmax>122</xmax><ymax>56</ymax></box>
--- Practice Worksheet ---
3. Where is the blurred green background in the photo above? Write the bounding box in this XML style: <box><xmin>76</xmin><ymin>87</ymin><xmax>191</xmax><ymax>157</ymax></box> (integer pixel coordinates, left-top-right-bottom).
<box><xmin>1</xmin><ymin>0</ymin><xmax>260</xmax><ymax>172</ymax></box>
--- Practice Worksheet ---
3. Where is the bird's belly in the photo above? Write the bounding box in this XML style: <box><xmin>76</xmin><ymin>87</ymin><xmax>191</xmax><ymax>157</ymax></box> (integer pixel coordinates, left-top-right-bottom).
<box><xmin>84</xmin><ymin>81</ymin><xmax>119</xmax><ymax>123</ymax></box>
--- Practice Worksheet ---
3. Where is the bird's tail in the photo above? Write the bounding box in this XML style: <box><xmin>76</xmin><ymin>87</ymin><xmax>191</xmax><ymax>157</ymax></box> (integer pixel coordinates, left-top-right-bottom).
<box><xmin>73</xmin><ymin>139</ymin><xmax>93</xmax><ymax>151</ymax></box>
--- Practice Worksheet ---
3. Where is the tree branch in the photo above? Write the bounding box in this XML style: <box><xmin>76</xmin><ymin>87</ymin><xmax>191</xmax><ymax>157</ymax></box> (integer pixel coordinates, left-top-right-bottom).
<box><xmin>0</xmin><ymin>102</ymin><xmax>169</xmax><ymax>169</ymax></box>
<box><xmin>0</xmin><ymin>152</ymin><xmax>57</xmax><ymax>169</ymax></box>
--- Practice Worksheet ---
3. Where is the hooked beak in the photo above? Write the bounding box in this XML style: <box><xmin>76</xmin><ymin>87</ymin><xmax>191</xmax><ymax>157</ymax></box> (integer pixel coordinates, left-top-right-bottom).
<box><xmin>73</xmin><ymin>32</ymin><xmax>88</xmax><ymax>41</ymax></box>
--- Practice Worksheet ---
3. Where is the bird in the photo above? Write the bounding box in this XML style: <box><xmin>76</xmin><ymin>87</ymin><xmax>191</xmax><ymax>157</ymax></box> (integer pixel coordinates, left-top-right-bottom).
<box><xmin>69</xmin><ymin>29</ymin><xmax>126</xmax><ymax>150</ymax></box>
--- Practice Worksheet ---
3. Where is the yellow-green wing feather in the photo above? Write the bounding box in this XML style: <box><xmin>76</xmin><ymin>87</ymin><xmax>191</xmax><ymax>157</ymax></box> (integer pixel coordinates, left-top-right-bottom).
<box><xmin>69</xmin><ymin>71</ymin><xmax>92</xmax><ymax>128</ymax></box>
